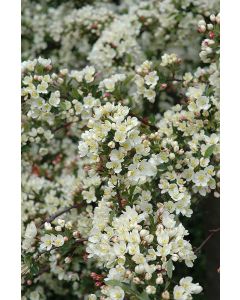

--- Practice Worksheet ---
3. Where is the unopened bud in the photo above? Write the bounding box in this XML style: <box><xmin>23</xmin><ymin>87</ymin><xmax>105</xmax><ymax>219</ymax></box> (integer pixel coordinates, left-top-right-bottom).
<box><xmin>207</xmin><ymin>24</ymin><xmax>213</xmax><ymax>30</ymax></box>
<box><xmin>135</xmin><ymin>265</ymin><xmax>145</xmax><ymax>274</ymax></box>
<box><xmin>160</xmin><ymin>83</ymin><xmax>167</xmax><ymax>90</ymax></box>
<box><xmin>156</xmin><ymin>275</ymin><xmax>163</xmax><ymax>284</ymax></box>
<box><xmin>210</xmin><ymin>14</ymin><xmax>216</xmax><ymax>22</ymax></box>
<box><xmin>145</xmin><ymin>273</ymin><xmax>152</xmax><ymax>280</ymax></box>
<box><xmin>73</xmin><ymin>231</ymin><xmax>80</xmax><ymax>238</ymax></box>
<box><xmin>55</xmin><ymin>225</ymin><xmax>62</xmax><ymax>232</ymax></box>
<box><xmin>140</xmin><ymin>229</ymin><xmax>148</xmax><ymax>237</ymax></box>
<box><xmin>162</xmin><ymin>291</ymin><xmax>170</xmax><ymax>299</ymax></box>
<box><xmin>198</xmin><ymin>25</ymin><xmax>206</xmax><ymax>33</ymax></box>
<box><xmin>27</xmin><ymin>280</ymin><xmax>32</xmax><ymax>286</ymax></box>
<box><xmin>65</xmin><ymin>257</ymin><xmax>72</xmax><ymax>264</ymax></box>
<box><xmin>108</xmin><ymin>141</ymin><xmax>115</xmax><ymax>148</ymax></box>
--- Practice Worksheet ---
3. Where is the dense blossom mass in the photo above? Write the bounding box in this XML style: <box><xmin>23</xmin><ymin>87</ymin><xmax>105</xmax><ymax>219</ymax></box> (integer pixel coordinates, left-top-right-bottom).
<box><xmin>21</xmin><ymin>0</ymin><xmax>220</xmax><ymax>299</ymax></box>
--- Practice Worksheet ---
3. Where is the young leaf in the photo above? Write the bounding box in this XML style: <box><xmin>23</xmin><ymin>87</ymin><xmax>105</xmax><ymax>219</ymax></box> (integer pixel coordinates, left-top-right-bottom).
<box><xmin>166</xmin><ymin>259</ymin><xmax>173</xmax><ymax>278</ymax></box>
<box><xmin>204</xmin><ymin>145</ymin><xmax>215</xmax><ymax>158</ymax></box>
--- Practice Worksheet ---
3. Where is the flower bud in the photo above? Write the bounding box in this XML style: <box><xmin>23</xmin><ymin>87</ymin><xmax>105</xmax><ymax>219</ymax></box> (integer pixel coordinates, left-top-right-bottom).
<box><xmin>172</xmin><ymin>254</ymin><xmax>179</xmax><ymax>261</ymax></box>
<box><xmin>156</xmin><ymin>275</ymin><xmax>163</xmax><ymax>284</ymax></box>
<box><xmin>57</xmin><ymin>219</ymin><xmax>65</xmax><ymax>227</ymax></box>
<box><xmin>73</xmin><ymin>231</ymin><xmax>80</xmax><ymax>238</ymax></box>
<box><xmin>160</xmin><ymin>83</ymin><xmax>167</xmax><ymax>90</ymax></box>
<box><xmin>44</xmin><ymin>222</ymin><xmax>52</xmax><ymax>231</ymax></box>
<box><xmin>108</xmin><ymin>141</ymin><xmax>115</xmax><ymax>148</ymax></box>
<box><xmin>27</xmin><ymin>280</ymin><xmax>32</xmax><ymax>286</ymax></box>
<box><xmin>135</xmin><ymin>265</ymin><xmax>145</xmax><ymax>274</ymax></box>
<box><xmin>198</xmin><ymin>25</ymin><xmax>206</xmax><ymax>33</ymax></box>
<box><xmin>210</xmin><ymin>14</ymin><xmax>216</xmax><ymax>22</ymax></box>
<box><xmin>140</xmin><ymin>229</ymin><xmax>148</xmax><ymax>237</ymax></box>
<box><xmin>65</xmin><ymin>221</ymin><xmax>72</xmax><ymax>230</ymax></box>
<box><xmin>145</xmin><ymin>273</ymin><xmax>152</xmax><ymax>280</ymax></box>
<box><xmin>207</xmin><ymin>24</ymin><xmax>213</xmax><ymax>30</ymax></box>
<box><xmin>146</xmin><ymin>285</ymin><xmax>156</xmax><ymax>294</ymax></box>
<box><xmin>162</xmin><ymin>291</ymin><xmax>170</xmax><ymax>299</ymax></box>
<box><xmin>65</xmin><ymin>257</ymin><xmax>72</xmax><ymax>264</ymax></box>
<box><xmin>55</xmin><ymin>225</ymin><xmax>62</xmax><ymax>232</ymax></box>
<box><xmin>144</xmin><ymin>234</ymin><xmax>154</xmax><ymax>243</ymax></box>
<box><xmin>198</xmin><ymin>20</ymin><xmax>206</xmax><ymax>26</ymax></box>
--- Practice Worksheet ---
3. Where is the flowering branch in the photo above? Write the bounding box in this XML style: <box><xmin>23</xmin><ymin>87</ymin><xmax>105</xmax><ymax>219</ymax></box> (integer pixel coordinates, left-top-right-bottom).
<box><xmin>40</xmin><ymin>203</ymin><xmax>82</xmax><ymax>228</ymax></box>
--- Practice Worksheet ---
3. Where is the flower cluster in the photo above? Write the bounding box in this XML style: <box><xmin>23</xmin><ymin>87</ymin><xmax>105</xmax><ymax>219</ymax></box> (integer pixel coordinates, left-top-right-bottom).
<box><xmin>135</xmin><ymin>61</ymin><xmax>159</xmax><ymax>103</ymax></box>
<box><xmin>21</xmin><ymin>1</ymin><xmax>220</xmax><ymax>299</ymax></box>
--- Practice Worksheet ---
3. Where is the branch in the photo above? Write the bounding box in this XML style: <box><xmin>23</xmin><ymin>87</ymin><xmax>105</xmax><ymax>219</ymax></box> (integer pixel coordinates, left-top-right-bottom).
<box><xmin>195</xmin><ymin>228</ymin><xmax>220</xmax><ymax>254</ymax></box>
<box><xmin>53</xmin><ymin>121</ymin><xmax>76</xmax><ymax>133</ymax></box>
<box><xmin>40</xmin><ymin>203</ymin><xmax>82</xmax><ymax>228</ymax></box>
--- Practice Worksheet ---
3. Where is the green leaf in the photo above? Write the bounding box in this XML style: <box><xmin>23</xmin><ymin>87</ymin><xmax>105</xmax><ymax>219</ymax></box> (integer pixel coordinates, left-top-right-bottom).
<box><xmin>166</xmin><ymin>259</ymin><xmax>173</xmax><ymax>278</ymax></box>
<box><xmin>204</xmin><ymin>145</ymin><xmax>215</xmax><ymax>158</ymax></box>
<box><xmin>30</xmin><ymin>263</ymin><xmax>39</xmax><ymax>275</ymax></box>
<box><xmin>148</xmin><ymin>115</ymin><xmax>156</xmax><ymax>125</ymax></box>
<box><xmin>165</xmin><ymin>279</ymin><xmax>171</xmax><ymax>290</ymax></box>
<box><xmin>138</xmin><ymin>291</ymin><xmax>150</xmax><ymax>300</ymax></box>
<box><xmin>70</xmin><ymin>88</ymin><xmax>80</xmax><ymax>99</ymax></box>
<box><xmin>149</xmin><ymin>214</ymin><xmax>155</xmax><ymax>233</ymax></box>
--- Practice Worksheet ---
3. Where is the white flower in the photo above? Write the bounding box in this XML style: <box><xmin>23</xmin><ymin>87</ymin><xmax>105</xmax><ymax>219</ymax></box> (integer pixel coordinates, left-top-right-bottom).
<box><xmin>192</xmin><ymin>170</ymin><xmax>210</xmax><ymax>187</ymax></box>
<box><xmin>84</xmin><ymin>66</ymin><xmax>95</xmax><ymax>83</ymax></box>
<box><xmin>25</xmin><ymin>222</ymin><xmax>37</xmax><ymax>239</ymax></box>
<box><xmin>38</xmin><ymin>57</ymin><xmax>51</xmax><ymax>67</ymax></box>
<box><xmin>21</xmin><ymin>59</ymin><xmax>37</xmax><ymax>72</ymax></box>
<box><xmin>44</xmin><ymin>222</ymin><xmax>52</xmax><ymax>231</ymax></box>
<box><xmin>113</xmin><ymin>242</ymin><xmax>127</xmax><ymax>256</ymax></box>
<box><xmin>144</xmin><ymin>88</ymin><xmax>156</xmax><ymax>103</ymax></box>
<box><xmin>161</xmin><ymin>53</ymin><xmax>179</xmax><ymax>67</ymax></box>
<box><xmin>53</xmin><ymin>235</ymin><xmax>65</xmax><ymax>247</ymax></box>
<box><xmin>196</xmin><ymin>96</ymin><xmax>210</xmax><ymax>110</ymax></box>
<box><xmin>180</xmin><ymin>277</ymin><xmax>203</xmax><ymax>294</ymax></box>
<box><xmin>138</xmin><ymin>160</ymin><xmax>157</xmax><ymax>177</ymax></box>
<box><xmin>57</xmin><ymin>219</ymin><xmax>65</xmax><ymax>227</ymax></box>
<box><xmin>114</xmin><ymin>131</ymin><xmax>126</xmax><ymax>143</ymax></box>
<box><xmin>40</xmin><ymin>234</ymin><xmax>55</xmax><ymax>251</ymax></box>
<box><xmin>145</xmin><ymin>71</ymin><xmax>159</xmax><ymax>88</ymax></box>
<box><xmin>110</xmin><ymin>149</ymin><xmax>125</xmax><ymax>162</ymax></box>
<box><xmin>55</xmin><ymin>225</ymin><xmax>62</xmax><ymax>232</ymax></box>
<box><xmin>186</xmin><ymin>86</ymin><xmax>204</xmax><ymax>99</ymax></box>
<box><xmin>103</xmin><ymin>78</ymin><xmax>115</xmax><ymax>92</ymax></box>
<box><xmin>37</xmin><ymin>81</ymin><xmax>48</xmax><ymax>94</ymax></box>
<box><xmin>78</xmin><ymin>141</ymin><xmax>89</xmax><ymax>157</ymax></box>
<box><xmin>82</xmin><ymin>187</ymin><xmax>97</xmax><ymax>203</ymax></box>
<box><xmin>146</xmin><ymin>285</ymin><xmax>156</xmax><ymax>294</ymax></box>
<box><xmin>157</xmin><ymin>232</ymin><xmax>169</xmax><ymax>246</ymax></box>
<box><xmin>183</xmin><ymin>72</ymin><xmax>193</xmax><ymax>83</ymax></box>
<box><xmin>108</xmin><ymin>286</ymin><xmax>124</xmax><ymax>300</ymax></box>
<box><xmin>49</xmin><ymin>91</ymin><xmax>60</xmax><ymax>107</ymax></box>
<box><xmin>173</xmin><ymin>286</ymin><xmax>187</xmax><ymax>300</ymax></box>
<box><xmin>174</xmin><ymin>277</ymin><xmax>203</xmax><ymax>299</ymax></box>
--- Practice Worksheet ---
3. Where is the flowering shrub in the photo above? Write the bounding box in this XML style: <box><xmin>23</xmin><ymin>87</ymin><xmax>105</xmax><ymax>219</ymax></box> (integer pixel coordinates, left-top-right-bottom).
<box><xmin>21</xmin><ymin>1</ymin><xmax>220</xmax><ymax>299</ymax></box>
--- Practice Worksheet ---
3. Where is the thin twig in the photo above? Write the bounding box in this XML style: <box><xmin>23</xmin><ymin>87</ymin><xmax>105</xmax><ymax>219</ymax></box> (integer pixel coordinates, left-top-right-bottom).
<box><xmin>53</xmin><ymin>121</ymin><xmax>75</xmax><ymax>133</ymax></box>
<box><xmin>195</xmin><ymin>228</ymin><xmax>220</xmax><ymax>254</ymax></box>
<box><xmin>40</xmin><ymin>203</ymin><xmax>82</xmax><ymax>228</ymax></box>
